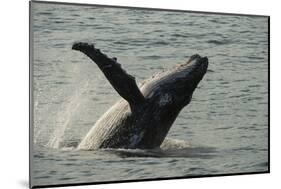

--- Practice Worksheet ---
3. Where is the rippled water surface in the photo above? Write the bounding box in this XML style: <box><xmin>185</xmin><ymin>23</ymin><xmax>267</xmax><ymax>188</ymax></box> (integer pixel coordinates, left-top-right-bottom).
<box><xmin>31</xmin><ymin>2</ymin><xmax>269</xmax><ymax>186</ymax></box>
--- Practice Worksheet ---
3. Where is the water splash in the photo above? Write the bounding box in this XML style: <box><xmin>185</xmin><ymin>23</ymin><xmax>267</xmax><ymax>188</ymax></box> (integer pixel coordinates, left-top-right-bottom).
<box><xmin>46</xmin><ymin>80</ymin><xmax>89</xmax><ymax>149</ymax></box>
<box><xmin>160</xmin><ymin>138</ymin><xmax>191</xmax><ymax>150</ymax></box>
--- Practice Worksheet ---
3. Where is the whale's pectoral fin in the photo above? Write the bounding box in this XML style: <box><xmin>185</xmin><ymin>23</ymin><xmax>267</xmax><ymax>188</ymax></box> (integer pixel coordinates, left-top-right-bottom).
<box><xmin>72</xmin><ymin>42</ymin><xmax>145</xmax><ymax>107</ymax></box>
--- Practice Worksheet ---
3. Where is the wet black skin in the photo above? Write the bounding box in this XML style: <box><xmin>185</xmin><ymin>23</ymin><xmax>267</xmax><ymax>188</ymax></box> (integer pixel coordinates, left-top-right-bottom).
<box><xmin>72</xmin><ymin>42</ymin><xmax>208</xmax><ymax>150</ymax></box>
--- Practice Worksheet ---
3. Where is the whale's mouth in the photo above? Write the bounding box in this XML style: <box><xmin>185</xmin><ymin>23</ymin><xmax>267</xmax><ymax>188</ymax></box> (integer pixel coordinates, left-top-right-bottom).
<box><xmin>152</xmin><ymin>54</ymin><xmax>208</xmax><ymax>107</ymax></box>
<box><xmin>169</xmin><ymin>54</ymin><xmax>209</xmax><ymax>86</ymax></box>
<box><xmin>184</xmin><ymin>54</ymin><xmax>209</xmax><ymax>73</ymax></box>
<box><xmin>140</xmin><ymin>54</ymin><xmax>208</xmax><ymax>100</ymax></box>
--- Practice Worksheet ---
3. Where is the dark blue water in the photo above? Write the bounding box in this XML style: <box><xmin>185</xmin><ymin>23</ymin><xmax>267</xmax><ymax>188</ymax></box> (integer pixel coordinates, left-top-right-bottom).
<box><xmin>31</xmin><ymin>2</ymin><xmax>268</xmax><ymax>186</ymax></box>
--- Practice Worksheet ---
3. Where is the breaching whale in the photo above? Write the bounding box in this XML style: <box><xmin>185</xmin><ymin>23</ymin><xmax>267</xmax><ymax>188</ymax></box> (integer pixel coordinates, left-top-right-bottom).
<box><xmin>72</xmin><ymin>42</ymin><xmax>208</xmax><ymax>150</ymax></box>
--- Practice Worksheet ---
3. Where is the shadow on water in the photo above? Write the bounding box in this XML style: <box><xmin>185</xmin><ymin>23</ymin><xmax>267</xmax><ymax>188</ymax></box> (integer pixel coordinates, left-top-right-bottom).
<box><xmin>107</xmin><ymin>146</ymin><xmax>217</xmax><ymax>159</ymax></box>
<box><xmin>100</xmin><ymin>138</ymin><xmax>217</xmax><ymax>159</ymax></box>
<box><xmin>60</xmin><ymin>138</ymin><xmax>217</xmax><ymax>159</ymax></box>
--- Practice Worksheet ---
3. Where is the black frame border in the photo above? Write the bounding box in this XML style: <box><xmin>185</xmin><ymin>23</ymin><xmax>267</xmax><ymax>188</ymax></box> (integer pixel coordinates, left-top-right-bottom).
<box><xmin>29</xmin><ymin>0</ymin><xmax>270</xmax><ymax>188</ymax></box>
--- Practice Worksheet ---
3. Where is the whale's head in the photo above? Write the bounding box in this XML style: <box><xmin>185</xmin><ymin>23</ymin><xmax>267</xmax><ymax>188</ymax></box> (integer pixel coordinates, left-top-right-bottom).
<box><xmin>141</xmin><ymin>54</ymin><xmax>208</xmax><ymax>108</ymax></box>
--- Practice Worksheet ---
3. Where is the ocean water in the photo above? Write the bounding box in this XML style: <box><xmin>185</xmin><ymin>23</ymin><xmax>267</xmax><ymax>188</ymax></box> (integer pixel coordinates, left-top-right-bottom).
<box><xmin>30</xmin><ymin>2</ymin><xmax>269</xmax><ymax>187</ymax></box>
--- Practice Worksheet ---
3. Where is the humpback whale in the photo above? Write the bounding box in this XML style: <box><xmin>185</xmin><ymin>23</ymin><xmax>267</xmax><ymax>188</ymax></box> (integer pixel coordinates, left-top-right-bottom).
<box><xmin>72</xmin><ymin>42</ymin><xmax>208</xmax><ymax>150</ymax></box>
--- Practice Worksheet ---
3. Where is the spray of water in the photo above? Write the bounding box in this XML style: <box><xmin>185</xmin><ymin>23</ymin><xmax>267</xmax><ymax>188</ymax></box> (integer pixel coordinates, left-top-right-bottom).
<box><xmin>46</xmin><ymin>80</ymin><xmax>89</xmax><ymax>149</ymax></box>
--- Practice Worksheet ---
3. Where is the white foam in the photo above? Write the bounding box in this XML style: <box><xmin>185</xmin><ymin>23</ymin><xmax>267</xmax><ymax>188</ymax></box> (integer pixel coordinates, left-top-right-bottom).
<box><xmin>46</xmin><ymin>80</ymin><xmax>89</xmax><ymax>149</ymax></box>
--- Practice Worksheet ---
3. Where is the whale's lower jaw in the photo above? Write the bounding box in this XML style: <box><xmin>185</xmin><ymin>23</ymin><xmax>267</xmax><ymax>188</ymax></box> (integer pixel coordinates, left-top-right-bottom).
<box><xmin>73</xmin><ymin>42</ymin><xmax>208</xmax><ymax>150</ymax></box>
